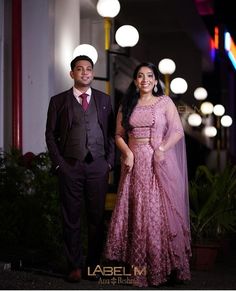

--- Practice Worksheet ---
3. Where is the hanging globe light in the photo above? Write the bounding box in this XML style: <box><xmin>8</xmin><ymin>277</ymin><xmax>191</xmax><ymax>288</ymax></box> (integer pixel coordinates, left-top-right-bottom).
<box><xmin>115</xmin><ymin>25</ymin><xmax>139</xmax><ymax>47</ymax></box>
<box><xmin>187</xmin><ymin>113</ymin><xmax>202</xmax><ymax>127</ymax></box>
<box><xmin>73</xmin><ymin>44</ymin><xmax>98</xmax><ymax>64</ymax></box>
<box><xmin>200</xmin><ymin>101</ymin><xmax>214</xmax><ymax>115</ymax></box>
<box><xmin>96</xmin><ymin>0</ymin><xmax>120</xmax><ymax>18</ymax></box>
<box><xmin>213</xmin><ymin>104</ymin><xmax>225</xmax><ymax>116</ymax></box>
<box><xmin>221</xmin><ymin>115</ymin><xmax>233</xmax><ymax>127</ymax></box>
<box><xmin>170</xmin><ymin>77</ymin><xmax>188</xmax><ymax>94</ymax></box>
<box><xmin>193</xmin><ymin>87</ymin><xmax>208</xmax><ymax>100</ymax></box>
<box><xmin>158</xmin><ymin>58</ymin><xmax>176</xmax><ymax>75</ymax></box>
<box><xmin>203</xmin><ymin>126</ymin><xmax>217</xmax><ymax>137</ymax></box>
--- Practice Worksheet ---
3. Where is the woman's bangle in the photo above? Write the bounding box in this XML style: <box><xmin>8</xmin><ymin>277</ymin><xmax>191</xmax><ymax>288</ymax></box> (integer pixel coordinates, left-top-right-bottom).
<box><xmin>158</xmin><ymin>145</ymin><xmax>165</xmax><ymax>152</ymax></box>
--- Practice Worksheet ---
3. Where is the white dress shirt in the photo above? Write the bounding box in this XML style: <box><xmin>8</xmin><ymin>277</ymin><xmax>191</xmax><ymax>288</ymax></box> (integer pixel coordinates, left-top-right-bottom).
<box><xmin>73</xmin><ymin>87</ymin><xmax>92</xmax><ymax>105</ymax></box>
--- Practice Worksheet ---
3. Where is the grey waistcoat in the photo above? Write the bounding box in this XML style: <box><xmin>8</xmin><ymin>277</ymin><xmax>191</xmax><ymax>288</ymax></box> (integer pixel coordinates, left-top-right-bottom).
<box><xmin>63</xmin><ymin>95</ymin><xmax>105</xmax><ymax>161</ymax></box>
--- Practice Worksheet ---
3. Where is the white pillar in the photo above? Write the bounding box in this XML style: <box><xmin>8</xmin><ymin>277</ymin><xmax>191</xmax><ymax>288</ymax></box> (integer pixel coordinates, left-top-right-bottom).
<box><xmin>53</xmin><ymin>0</ymin><xmax>80</xmax><ymax>94</ymax></box>
<box><xmin>22</xmin><ymin>0</ymin><xmax>80</xmax><ymax>154</ymax></box>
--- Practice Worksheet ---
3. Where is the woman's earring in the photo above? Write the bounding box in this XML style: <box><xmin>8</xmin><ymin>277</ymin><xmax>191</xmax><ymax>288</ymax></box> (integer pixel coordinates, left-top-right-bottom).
<box><xmin>154</xmin><ymin>85</ymin><xmax>158</xmax><ymax>93</ymax></box>
<box><xmin>136</xmin><ymin>87</ymin><xmax>139</xmax><ymax>93</ymax></box>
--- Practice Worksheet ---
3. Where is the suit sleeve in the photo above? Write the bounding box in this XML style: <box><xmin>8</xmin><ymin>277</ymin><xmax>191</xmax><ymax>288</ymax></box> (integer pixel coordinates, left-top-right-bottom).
<box><xmin>45</xmin><ymin>97</ymin><xmax>64</xmax><ymax>170</ymax></box>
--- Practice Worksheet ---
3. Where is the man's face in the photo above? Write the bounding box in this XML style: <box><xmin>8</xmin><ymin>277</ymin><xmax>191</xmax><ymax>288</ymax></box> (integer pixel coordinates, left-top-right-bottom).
<box><xmin>70</xmin><ymin>60</ymin><xmax>94</xmax><ymax>89</ymax></box>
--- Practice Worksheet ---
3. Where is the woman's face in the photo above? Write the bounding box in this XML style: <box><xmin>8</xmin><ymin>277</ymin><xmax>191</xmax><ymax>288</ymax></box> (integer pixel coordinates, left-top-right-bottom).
<box><xmin>134</xmin><ymin>66</ymin><xmax>157</xmax><ymax>94</ymax></box>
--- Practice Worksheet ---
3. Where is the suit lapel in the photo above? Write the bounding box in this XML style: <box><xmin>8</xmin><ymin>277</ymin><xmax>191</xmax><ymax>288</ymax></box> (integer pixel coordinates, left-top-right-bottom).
<box><xmin>66</xmin><ymin>88</ymin><xmax>74</xmax><ymax>128</ymax></box>
<box><xmin>92</xmin><ymin>88</ymin><xmax>102</xmax><ymax>125</ymax></box>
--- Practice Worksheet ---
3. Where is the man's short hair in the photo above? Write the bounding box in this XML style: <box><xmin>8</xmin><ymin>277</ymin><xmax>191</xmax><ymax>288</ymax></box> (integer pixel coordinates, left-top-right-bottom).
<box><xmin>70</xmin><ymin>55</ymin><xmax>94</xmax><ymax>70</ymax></box>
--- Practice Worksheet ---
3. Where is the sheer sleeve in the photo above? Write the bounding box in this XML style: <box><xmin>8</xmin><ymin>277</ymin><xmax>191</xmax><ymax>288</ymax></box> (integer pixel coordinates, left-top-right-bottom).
<box><xmin>115</xmin><ymin>107</ymin><xmax>126</xmax><ymax>139</ymax></box>
<box><xmin>167</xmin><ymin>99</ymin><xmax>184</xmax><ymax>134</ymax></box>
<box><xmin>161</xmin><ymin>98</ymin><xmax>184</xmax><ymax>151</ymax></box>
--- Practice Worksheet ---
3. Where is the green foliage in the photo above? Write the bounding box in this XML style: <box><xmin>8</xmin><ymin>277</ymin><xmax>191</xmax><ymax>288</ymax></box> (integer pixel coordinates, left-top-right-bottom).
<box><xmin>189</xmin><ymin>165</ymin><xmax>236</xmax><ymax>243</ymax></box>
<box><xmin>0</xmin><ymin>148</ymin><xmax>62</xmax><ymax>255</ymax></box>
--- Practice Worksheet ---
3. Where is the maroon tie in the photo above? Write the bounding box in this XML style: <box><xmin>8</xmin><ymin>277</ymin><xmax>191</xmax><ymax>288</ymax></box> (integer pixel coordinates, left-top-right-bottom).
<box><xmin>80</xmin><ymin>93</ymin><xmax>89</xmax><ymax>111</ymax></box>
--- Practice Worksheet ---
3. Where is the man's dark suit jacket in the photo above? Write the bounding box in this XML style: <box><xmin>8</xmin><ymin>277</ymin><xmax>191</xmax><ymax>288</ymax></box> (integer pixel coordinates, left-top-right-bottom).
<box><xmin>45</xmin><ymin>87</ymin><xmax>115</xmax><ymax>171</ymax></box>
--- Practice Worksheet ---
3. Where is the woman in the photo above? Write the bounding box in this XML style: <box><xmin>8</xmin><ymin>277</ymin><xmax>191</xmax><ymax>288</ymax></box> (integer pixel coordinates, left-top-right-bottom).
<box><xmin>104</xmin><ymin>62</ymin><xmax>191</xmax><ymax>287</ymax></box>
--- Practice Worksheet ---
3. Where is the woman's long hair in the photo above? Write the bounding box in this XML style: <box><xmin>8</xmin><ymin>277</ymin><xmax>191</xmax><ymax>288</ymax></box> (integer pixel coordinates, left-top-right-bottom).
<box><xmin>121</xmin><ymin>62</ymin><xmax>164</xmax><ymax>132</ymax></box>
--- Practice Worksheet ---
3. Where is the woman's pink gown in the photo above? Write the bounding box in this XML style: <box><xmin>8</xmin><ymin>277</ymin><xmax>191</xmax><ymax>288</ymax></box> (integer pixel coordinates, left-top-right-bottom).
<box><xmin>104</xmin><ymin>95</ymin><xmax>191</xmax><ymax>287</ymax></box>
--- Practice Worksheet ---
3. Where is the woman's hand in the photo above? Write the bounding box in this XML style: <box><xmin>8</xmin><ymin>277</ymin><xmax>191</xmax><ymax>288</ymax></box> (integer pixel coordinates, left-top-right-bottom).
<box><xmin>121</xmin><ymin>151</ymin><xmax>134</xmax><ymax>172</ymax></box>
<box><xmin>154</xmin><ymin>146</ymin><xmax>165</xmax><ymax>162</ymax></box>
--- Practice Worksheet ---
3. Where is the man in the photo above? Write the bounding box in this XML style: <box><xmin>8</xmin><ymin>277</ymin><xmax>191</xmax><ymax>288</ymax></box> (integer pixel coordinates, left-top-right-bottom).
<box><xmin>45</xmin><ymin>55</ymin><xmax>115</xmax><ymax>282</ymax></box>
